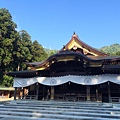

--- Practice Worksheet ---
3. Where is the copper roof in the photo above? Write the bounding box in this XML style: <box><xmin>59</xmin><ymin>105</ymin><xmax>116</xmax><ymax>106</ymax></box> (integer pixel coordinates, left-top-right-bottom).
<box><xmin>102</xmin><ymin>65</ymin><xmax>120</xmax><ymax>70</ymax></box>
<box><xmin>88</xmin><ymin>55</ymin><xmax>120</xmax><ymax>61</ymax></box>
<box><xmin>26</xmin><ymin>50</ymin><xmax>120</xmax><ymax>68</ymax></box>
<box><xmin>63</xmin><ymin>33</ymin><xmax>108</xmax><ymax>56</ymax></box>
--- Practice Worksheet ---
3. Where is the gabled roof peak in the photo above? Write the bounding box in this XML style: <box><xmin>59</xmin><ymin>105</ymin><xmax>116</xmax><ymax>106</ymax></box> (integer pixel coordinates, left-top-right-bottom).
<box><xmin>61</xmin><ymin>33</ymin><xmax>108</xmax><ymax>57</ymax></box>
<box><xmin>72</xmin><ymin>32</ymin><xmax>79</xmax><ymax>39</ymax></box>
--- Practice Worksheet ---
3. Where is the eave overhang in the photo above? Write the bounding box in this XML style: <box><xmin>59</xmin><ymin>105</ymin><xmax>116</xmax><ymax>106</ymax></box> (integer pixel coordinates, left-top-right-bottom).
<box><xmin>102</xmin><ymin>65</ymin><xmax>120</xmax><ymax>70</ymax></box>
<box><xmin>33</xmin><ymin>51</ymin><xmax>104</xmax><ymax>69</ymax></box>
<box><xmin>26</xmin><ymin>49</ymin><xmax>120</xmax><ymax>70</ymax></box>
<box><xmin>5</xmin><ymin>70</ymin><xmax>38</xmax><ymax>78</ymax></box>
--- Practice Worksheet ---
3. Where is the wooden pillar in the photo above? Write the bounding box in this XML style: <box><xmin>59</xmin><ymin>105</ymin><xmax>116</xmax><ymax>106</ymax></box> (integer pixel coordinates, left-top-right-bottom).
<box><xmin>36</xmin><ymin>83</ymin><xmax>39</xmax><ymax>100</ymax></box>
<box><xmin>108</xmin><ymin>81</ymin><xmax>111</xmax><ymax>103</ymax></box>
<box><xmin>22</xmin><ymin>87</ymin><xmax>24</xmax><ymax>99</ymax></box>
<box><xmin>28</xmin><ymin>86</ymin><xmax>30</xmax><ymax>95</ymax></box>
<box><xmin>96</xmin><ymin>87</ymin><xmax>99</xmax><ymax>101</ymax></box>
<box><xmin>43</xmin><ymin>86</ymin><xmax>45</xmax><ymax>100</ymax></box>
<box><xmin>14</xmin><ymin>87</ymin><xmax>17</xmax><ymax>100</ymax></box>
<box><xmin>86</xmin><ymin>85</ymin><xmax>90</xmax><ymax>101</ymax></box>
<box><xmin>19</xmin><ymin>88</ymin><xmax>22</xmax><ymax>99</ymax></box>
<box><xmin>50</xmin><ymin>86</ymin><xmax>54</xmax><ymax>100</ymax></box>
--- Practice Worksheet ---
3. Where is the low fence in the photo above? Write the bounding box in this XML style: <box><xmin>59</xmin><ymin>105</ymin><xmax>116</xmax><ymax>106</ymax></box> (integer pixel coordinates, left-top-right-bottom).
<box><xmin>18</xmin><ymin>95</ymin><xmax>37</xmax><ymax>100</ymax></box>
<box><xmin>111</xmin><ymin>97</ymin><xmax>120</xmax><ymax>103</ymax></box>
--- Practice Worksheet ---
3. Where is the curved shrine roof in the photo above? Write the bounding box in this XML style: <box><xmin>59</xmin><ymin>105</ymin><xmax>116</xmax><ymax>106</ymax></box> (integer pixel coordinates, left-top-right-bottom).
<box><xmin>6</xmin><ymin>33</ymin><xmax>120</xmax><ymax>77</ymax></box>
<box><xmin>26</xmin><ymin>49</ymin><xmax>120</xmax><ymax>68</ymax></box>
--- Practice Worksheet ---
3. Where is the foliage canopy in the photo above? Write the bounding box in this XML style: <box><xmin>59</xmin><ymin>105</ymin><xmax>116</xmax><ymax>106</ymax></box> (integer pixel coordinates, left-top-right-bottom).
<box><xmin>0</xmin><ymin>8</ymin><xmax>48</xmax><ymax>86</ymax></box>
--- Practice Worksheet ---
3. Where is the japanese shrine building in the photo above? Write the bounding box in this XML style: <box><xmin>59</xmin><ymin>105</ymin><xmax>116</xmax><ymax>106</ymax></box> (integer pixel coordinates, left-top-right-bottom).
<box><xmin>7</xmin><ymin>33</ymin><xmax>120</xmax><ymax>102</ymax></box>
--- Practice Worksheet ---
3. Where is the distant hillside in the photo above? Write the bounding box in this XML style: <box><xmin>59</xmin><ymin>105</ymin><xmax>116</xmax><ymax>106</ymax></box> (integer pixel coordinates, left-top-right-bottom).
<box><xmin>44</xmin><ymin>43</ymin><xmax>120</xmax><ymax>56</ymax></box>
<box><xmin>99</xmin><ymin>43</ymin><xmax>120</xmax><ymax>55</ymax></box>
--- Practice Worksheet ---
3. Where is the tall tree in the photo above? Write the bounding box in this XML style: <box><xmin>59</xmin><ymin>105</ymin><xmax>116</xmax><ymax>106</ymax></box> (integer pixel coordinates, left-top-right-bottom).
<box><xmin>31</xmin><ymin>40</ymin><xmax>48</xmax><ymax>62</ymax></box>
<box><xmin>14</xmin><ymin>30</ymin><xmax>33</xmax><ymax>71</ymax></box>
<box><xmin>116</xmin><ymin>51</ymin><xmax>120</xmax><ymax>56</ymax></box>
<box><xmin>0</xmin><ymin>8</ymin><xmax>19</xmax><ymax>85</ymax></box>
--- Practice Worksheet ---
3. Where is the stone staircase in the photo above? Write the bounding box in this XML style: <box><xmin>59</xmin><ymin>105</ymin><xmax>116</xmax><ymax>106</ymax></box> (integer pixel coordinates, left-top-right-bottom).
<box><xmin>0</xmin><ymin>100</ymin><xmax>120</xmax><ymax>120</ymax></box>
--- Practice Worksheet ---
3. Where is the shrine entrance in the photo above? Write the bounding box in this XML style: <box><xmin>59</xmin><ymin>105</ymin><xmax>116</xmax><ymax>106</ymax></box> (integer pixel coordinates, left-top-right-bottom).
<box><xmin>54</xmin><ymin>82</ymin><xmax>86</xmax><ymax>101</ymax></box>
<box><xmin>17</xmin><ymin>81</ymin><xmax>120</xmax><ymax>103</ymax></box>
<box><xmin>54</xmin><ymin>82</ymin><xmax>102</xmax><ymax>102</ymax></box>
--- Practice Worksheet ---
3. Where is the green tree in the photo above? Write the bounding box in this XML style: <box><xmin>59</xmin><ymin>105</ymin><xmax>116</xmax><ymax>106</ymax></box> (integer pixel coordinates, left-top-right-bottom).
<box><xmin>116</xmin><ymin>51</ymin><xmax>120</xmax><ymax>56</ymax></box>
<box><xmin>0</xmin><ymin>8</ymin><xmax>19</xmax><ymax>86</ymax></box>
<box><xmin>15</xmin><ymin>30</ymin><xmax>33</xmax><ymax>71</ymax></box>
<box><xmin>2</xmin><ymin>75</ymin><xmax>13</xmax><ymax>87</ymax></box>
<box><xmin>44</xmin><ymin>48</ymin><xmax>58</xmax><ymax>57</ymax></box>
<box><xmin>31</xmin><ymin>40</ymin><xmax>48</xmax><ymax>62</ymax></box>
<box><xmin>49</xmin><ymin>50</ymin><xmax>56</xmax><ymax>56</ymax></box>
<box><xmin>100</xmin><ymin>43</ymin><xmax>120</xmax><ymax>56</ymax></box>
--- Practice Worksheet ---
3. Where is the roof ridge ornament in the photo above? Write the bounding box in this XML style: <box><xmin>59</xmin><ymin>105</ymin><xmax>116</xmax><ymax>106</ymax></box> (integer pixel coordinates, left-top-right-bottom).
<box><xmin>72</xmin><ymin>32</ymin><xmax>79</xmax><ymax>39</ymax></box>
<box><xmin>63</xmin><ymin>45</ymin><xmax>66</xmax><ymax>50</ymax></box>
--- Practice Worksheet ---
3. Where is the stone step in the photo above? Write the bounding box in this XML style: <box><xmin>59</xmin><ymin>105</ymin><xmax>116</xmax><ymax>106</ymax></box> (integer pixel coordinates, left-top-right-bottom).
<box><xmin>0</xmin><ymin>114</ymin><xmax>119</xmax><ymax>120</ymax></box>
<box><xmin>0</xmin><ymin>107</ymin><xmax>113</xmax><ymax>114</ymax></box>
<box><xmin>0</xmin><ymin>110</ymin><xmax>120</xmax><ymax>119</ymax></box>
<box><xmin>1</xmin><ymin>100</ymin><xmax>120</xmax><ymax>120</ymax></box>
<box><xmin>10</xmin><ymin>100</ymin><xmax>112</xmax><ymax>106</ymax></box>
<box><xmin>6</xmin><ymin>104</ymin><xmax>108</xmax><ymax>109</ymax></box>
<box><xmin>9</xmin><ymin>100</ymin><xmax>109</xmax><ymax>107</ymax></box>
<box><xmin>5</xmin><ymin>103</ymin><xmax>119</xmax><ymax>112</ymax></box>
<box><xmin>13</xmin><ymin>100</ymin><xmax>101</xmax><ymax>104</ymax></box>
<box><xmin>0</xmin><ymin>106</ymin><xmax>120</xmax><ymax>115</ymax></box>
<box><xmin>0</xmin><ymin>105</ymin><xmax>120</xmax><ymax>119</ymax></box>
<box><xmin>0</xmin><ymin>115</ymin><xmax>64</xmax><ymax>120</ymax></box>
<box><xmin>15</xmin><ymin>100</ymin><xmax>103</xmax><ymax>106</ymax></box>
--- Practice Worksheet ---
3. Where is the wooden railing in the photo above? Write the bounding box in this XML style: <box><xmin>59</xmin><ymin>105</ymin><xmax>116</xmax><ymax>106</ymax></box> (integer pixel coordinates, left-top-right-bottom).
<box><xmin>21</xmin><ymin>95</ymin><xmax>37</xmax><ymax>100</ymax></box>
<box><xmin>77</xmin><ymin>94</ymin><xmax>86</xmax><ymax>101</ymax></box>
<box><xmin>55</xmin><ymin>94</ymin><xmax>65</xmax><ymax>100</ymax></box>
<box><xmin>111</xmin><ymin>97</ymin><xmax>120</xmax><ymax>103</ymax></box>
<box><xmin>65</xmin><ymin>93</ymin><xmax>77</xmax><ymax>101</ymax></box>
<box><xmin>55</xmin><ymin>93</ymin><xmax>87</xmax><ymax>101</ymax></box>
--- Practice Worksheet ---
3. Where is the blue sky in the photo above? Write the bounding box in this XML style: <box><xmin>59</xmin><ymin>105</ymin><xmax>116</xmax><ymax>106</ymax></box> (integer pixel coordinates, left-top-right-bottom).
<box><xmin>0</xmin><ymin>0</ymin><xmax>120</xmax><ymax>50</ymax></box>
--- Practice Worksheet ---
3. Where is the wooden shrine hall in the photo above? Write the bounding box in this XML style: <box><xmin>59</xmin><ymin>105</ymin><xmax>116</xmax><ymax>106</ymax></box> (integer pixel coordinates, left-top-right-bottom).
<box><xmin>7</xmin><ymin>33</ymin><xmax>120</xmax><ymax>102</ymax></box>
